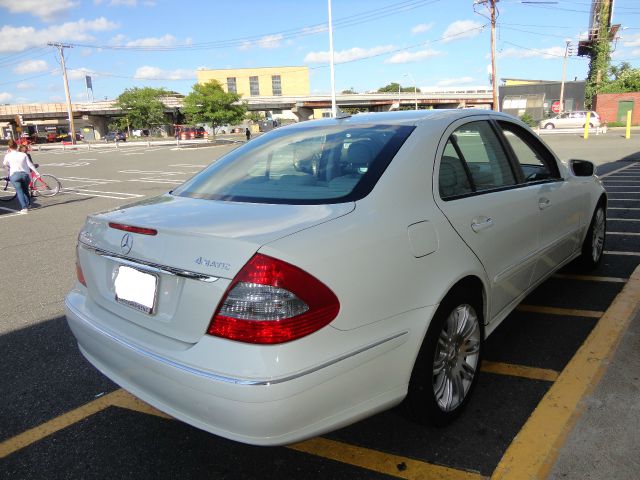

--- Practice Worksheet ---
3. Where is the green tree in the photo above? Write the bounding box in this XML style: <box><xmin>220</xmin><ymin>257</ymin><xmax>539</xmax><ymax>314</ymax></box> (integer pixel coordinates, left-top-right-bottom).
<box><xmin>114</xmin><ymin>87</ymin><xmax>169</xmax><ymax>131</ymax></box>
<box><xmin>377</xmin><ymin>82</ymin><xmax>421</xmax><ymax>93</ymax></box>
<box><xmin>246</xmin><ymin>111</ymin><xmax>264</xmax><ymax>123</ymax></box>
<box><xmin>182</xmin><ymin>80</ymin><xmax>246</xmax><ymax>131</ymax></box>
<box><xmin>584</xmin><ymin>1</ymin><xmax>612</xmax><ymax>108</ymax></box>
<box><xmin>600</xmin><ymin>67</ymin><xmax>640</xmax><ymax>94</ymax></box>
<box><xmin>341</xmin><ymin>88</ymin><xmax>358</xmax><ymax>94</ymax></box>
<box><xmin>609</xmin><ymin>61</ymin><xmax>632</xmax><ymax>81</ymax></box>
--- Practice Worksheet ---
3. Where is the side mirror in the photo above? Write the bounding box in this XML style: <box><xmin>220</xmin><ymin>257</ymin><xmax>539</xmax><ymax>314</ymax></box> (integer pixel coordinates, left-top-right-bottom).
<box><xmin>570</xmin><ymin>159</ymin><xmax>595</xmax><ymax>177</ymax></box>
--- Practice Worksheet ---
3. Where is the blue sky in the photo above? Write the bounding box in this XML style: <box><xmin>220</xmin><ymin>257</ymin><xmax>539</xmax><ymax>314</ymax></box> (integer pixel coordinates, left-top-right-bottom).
<box><xmin>1</xmin><ymin>0</ymin><xmax>639</xmax><ymax>104</ymax></box>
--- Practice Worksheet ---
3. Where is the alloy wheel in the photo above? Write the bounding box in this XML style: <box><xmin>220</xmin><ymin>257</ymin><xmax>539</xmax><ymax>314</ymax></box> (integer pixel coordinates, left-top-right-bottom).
<box><xmin>432</xmin><ymin>304</ymin><xmax>481</xmax><ymax>412</ymax></box>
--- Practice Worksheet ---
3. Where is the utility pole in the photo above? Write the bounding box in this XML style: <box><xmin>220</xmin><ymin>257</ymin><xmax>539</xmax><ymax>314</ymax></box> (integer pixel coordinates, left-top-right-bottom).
<box><xmin>559</xmin><ymin>40</ymin><xmax>573</xmax><ymax>114</ymax></box>
<box><xmin>474</xmin><ymin>0</ymin><xmax>499</xmax><ymax>111</ymax></box>
<box><xmin>48</xmin><ymin>42</ymin><xmax>76</xmax><ymax>145</ymax></box>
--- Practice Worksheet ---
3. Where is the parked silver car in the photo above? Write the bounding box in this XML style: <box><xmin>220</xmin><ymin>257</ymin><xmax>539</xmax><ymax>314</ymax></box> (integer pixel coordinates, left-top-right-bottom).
<box><xmin>539</xmin><ymin>111</ymin><xmax>601</xmax><ymax>129</ymax></box>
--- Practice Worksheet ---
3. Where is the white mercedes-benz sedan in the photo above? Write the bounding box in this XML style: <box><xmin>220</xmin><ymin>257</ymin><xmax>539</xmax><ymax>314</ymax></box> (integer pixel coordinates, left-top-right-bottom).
<box><xmin>66</xmin><ymin>110</ymin><xmax>606</xmax><ymax>446</ymax></box>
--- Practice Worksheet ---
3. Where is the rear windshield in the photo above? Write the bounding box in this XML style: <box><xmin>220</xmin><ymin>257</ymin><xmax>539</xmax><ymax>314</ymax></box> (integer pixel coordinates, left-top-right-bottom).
<box><xmin>172</xmin><ymin>123</ymin><xmax>414</xmax><ymax>204</ymax></box>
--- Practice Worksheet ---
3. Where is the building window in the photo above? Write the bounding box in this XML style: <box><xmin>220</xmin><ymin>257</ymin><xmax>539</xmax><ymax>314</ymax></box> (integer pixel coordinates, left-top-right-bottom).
<box><xmin>249</xmin><ymin>76</ymin><xmax>260</xmax><ymax>96</ymax></box>
<box><xmin>272</xmin><ymin>75</ymin><xmax>282</xmax><ymax>96</ymax></box>
<box><xmin>226</xmin><ymin>77</ymin><xmax>237</xmax><ymax>94</ymax></box>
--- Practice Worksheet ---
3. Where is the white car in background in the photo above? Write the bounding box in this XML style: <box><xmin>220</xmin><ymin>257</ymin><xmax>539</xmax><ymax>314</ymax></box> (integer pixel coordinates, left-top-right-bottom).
<box><xmin>66</xmin><ymin>110</ymin><xmax>606</xmax><ymax>446</ymax></box>
<box><xmin>539</xmin><ymin>110</ymin><xmax>601</xmax><ymax>129</ymax></box>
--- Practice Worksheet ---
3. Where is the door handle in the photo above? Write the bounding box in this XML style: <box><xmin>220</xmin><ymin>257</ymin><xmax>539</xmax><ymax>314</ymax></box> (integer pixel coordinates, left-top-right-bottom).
<box><xmin>471</xmin><ymin>217</ymin><xmax>493</xmax><ymax>233</ymax></box>
<box><xmin>538</xmin><ymin>197</ymin><xmax>551</xmax><ymax>210</ymax></box>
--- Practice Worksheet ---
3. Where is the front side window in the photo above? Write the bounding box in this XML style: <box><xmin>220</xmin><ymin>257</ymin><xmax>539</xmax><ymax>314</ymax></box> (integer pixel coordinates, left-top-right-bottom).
<box><xmin>172</xmin><ymin>124</ymin><xmax>414</xmax><ymax>204</ymax></box>
<box><xmin>498</xmin><ymin>121</ymin><xmax>560</xmax><ymax>182</ymax></box>
<box><xmin>249</xmin><ymin>76</ymin><xmax>260</xmax><ymax>96</ymax></box>
<box><xmin>439</xmin><ymin>121</ymin><xmax>516</xmax><ymax>199</ymax></box>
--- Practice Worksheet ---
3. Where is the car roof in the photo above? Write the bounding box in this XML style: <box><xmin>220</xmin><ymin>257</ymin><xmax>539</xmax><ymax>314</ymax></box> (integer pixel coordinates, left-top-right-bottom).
<box><xmin>286</xmin><ymin>109</ymin><xmax>521</xmax><ymax>130</ymax></box>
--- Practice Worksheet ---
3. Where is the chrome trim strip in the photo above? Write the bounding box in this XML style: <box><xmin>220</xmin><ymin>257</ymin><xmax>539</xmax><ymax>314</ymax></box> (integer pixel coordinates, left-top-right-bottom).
<box><xmin>79</xmin><ymin>241</ymin><xmax>219</xmax><ymax>283</ymax></box>
<box><xmin>67</xmin><ymin>298</ymin><xmax>408</xmax><ymax>386</ymax></box>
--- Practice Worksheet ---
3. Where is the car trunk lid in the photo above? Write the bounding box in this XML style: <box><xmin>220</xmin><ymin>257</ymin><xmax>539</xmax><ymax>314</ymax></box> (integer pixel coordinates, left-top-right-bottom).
<box><xmin>77</xmin><ymin>194</ymin><xmax>354</xmax><ymax>343</ymax></box>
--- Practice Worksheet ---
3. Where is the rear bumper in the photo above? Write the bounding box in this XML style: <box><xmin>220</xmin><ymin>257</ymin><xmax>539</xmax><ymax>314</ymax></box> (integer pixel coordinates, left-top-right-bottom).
<box><xmin>65</xmin><ymin>289</ymin><xmax>433</xmax><ymax>445</ymax></box>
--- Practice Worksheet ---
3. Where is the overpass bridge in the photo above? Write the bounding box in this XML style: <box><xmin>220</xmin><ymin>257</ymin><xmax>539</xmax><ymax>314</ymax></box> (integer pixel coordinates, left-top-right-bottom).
<box><xmin>0</xmin><ymin>89</ymin><xmax>492</xmax><ymax>139</ymax></box>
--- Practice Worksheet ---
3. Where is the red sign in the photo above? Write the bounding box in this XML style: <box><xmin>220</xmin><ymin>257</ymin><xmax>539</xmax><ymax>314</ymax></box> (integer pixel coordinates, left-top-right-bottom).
<box><xmin>551</xmin><ymin>101</ymin><xmax>561</xmax><ymax>114</ymax></box>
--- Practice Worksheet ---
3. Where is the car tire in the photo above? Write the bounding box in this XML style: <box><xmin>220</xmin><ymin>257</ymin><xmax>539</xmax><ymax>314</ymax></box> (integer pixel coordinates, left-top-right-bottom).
<box><xmin>405</xmin><ymin>286</ymin><xmax>483</xmax><ymax>426</ymax></box>
<box><xmin>578</xmin><ymin>203</ymin><xmax>606</xmax><ymax>270</ymax></box>
<box><xmin>544</xmin><ymin>123</ymin><xmax>554</xmax><ymax>129</ymax></box>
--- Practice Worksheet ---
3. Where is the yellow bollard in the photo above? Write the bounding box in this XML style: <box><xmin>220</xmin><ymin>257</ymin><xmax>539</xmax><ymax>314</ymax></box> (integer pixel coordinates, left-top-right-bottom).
<box><xmin>626</xmin><ymin>110</ymin><xmax>632</xmax><ymax>139</ymax></box>
<box><xmin>583</xmin><ymin>111</ymin><xmax>591</xmax><ymax>139</ymax></box>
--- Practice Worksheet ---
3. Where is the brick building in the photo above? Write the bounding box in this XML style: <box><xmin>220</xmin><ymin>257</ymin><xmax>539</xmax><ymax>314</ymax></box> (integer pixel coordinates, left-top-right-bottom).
<box><xmin>593</xmin><ymin>92</ymin><xmax>638</xmax><ymax>125</ymax></box>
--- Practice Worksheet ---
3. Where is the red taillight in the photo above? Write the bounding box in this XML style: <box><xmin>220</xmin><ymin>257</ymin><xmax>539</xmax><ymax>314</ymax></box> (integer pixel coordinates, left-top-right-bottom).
<box><xmin>108</xmin><ymin>222</ymin><xmax>157</xmax><ymax>236</ymax></box>
<box><xmin>208</xmin><ymin>254</ymin><xmax>340</xmax><ymax>344</ymax></box>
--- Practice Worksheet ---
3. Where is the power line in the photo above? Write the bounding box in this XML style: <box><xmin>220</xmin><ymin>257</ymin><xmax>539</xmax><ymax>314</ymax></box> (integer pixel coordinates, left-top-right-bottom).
<box><xmin>64</xmin><ymin>0</ymin><xmax>443</xmax><ymax>52</ymax></box>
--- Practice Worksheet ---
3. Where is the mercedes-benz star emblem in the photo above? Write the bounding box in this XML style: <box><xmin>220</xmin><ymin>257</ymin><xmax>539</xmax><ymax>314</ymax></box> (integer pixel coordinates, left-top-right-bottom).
<box><xmin>120</xmin><ymin>233</ymin><xmax>133</xmax><ymax>255</ymax></box>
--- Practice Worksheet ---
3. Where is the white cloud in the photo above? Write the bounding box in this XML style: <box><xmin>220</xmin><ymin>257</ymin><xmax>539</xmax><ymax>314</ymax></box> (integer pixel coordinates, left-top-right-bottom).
<box><xmin>0</xmin><ymin>92</ymin><xmax>13</xmax><ymax>102</ymax></box>
<box><xmin>126</xmin><ymin>34</ymin><xmax>176</xmax><ymax>47</ymax></box>
<box><xmin>385</xmin><ymin>49</ymin><xmax>442</xmax><ymax>64</ymax></box>
<box><xmin>110</xmin><ymin>0</ymin><xmax>137</xmax><ymax>5</ymax></box>
<box><xmin>16</xmin><ymin>82</ymin><xmax>34</xmax><ymax>90</ymax></box>
<box><xmin>437</xmin><ymin>76</ymin><xmax>475</xmax><ymax>86</ymax></box>
<box><xmin>411</xmin><ymin>23</ymin><xmax>433</xmax><ymax>35</ymax></box>
<box><xmin>498</xmin><ymin>46</ymin><xmax>564</xmax><ymax>59</ymax></box>
<box><xmin>442</xmin><ymin>20</ymin><xmax>484</xmax><ymax>43</ymax></box>
<box><xmin>238</xmin><ymin>34</ymin><xmax>285</xmax><ymax>50</ymax></box>
<box><xmin>13</xmin><ymin>60</ymin><xmax>49</xmax><ymax>74</ymax></box>
<box><xmin>0</xmin><ymin>0</ymin><xmax>78</xmax><ymax>22</ymax></box>
<box><xmin>134</xmin><ymin>66</ymin><xmax>195</xmax><ymax>80</ymax></box>
<box><xmin>622</xmin><ymin>33</ymin><xmax>640</xmax><ymax>48</ymax></box>
<box><xmin>304</xmin><ymin>45</ymin><xmax>396</xmax><ymax>64</ymax></box>
<box><xmin>257</xmin><ymin>34</ymin><xmax>284</xmax><ymax>49</ymax></box>
<box><xmin>68</xmin><ymin>67</ymin><xmax>96</xmax><ymax>81</ymax></box>
<box><xmin>0</xmin><ymin>18</ymin><xmax>119</xmax><ymax>53</ymax></box>
<box><xmin>302</xmin><ymin>25</ymin><xmax>328</xmax><ymax>35</ymax></box>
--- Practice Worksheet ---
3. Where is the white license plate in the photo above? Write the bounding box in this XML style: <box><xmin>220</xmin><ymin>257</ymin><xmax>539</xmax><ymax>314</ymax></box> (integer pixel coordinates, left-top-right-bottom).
<box><xmin>114</xmin><ymin>265</ymin><xmax>158</xmax><ymax>314</ymax></box>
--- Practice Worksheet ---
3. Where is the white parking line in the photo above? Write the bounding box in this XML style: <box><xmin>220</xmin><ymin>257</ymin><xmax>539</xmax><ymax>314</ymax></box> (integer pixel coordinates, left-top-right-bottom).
<box><xmin>132</xmin><ymin>179</ymin><xmax>185</xmax><ymax>184</ymax></box>
<box><xmin>60</xmin><ymin>177</ymin><xmax>121</xmax><ymax>183</ymax></box>
<box><xmin>64</xmin><ymin>188</ymin><xmax>143</xmax><ymax>197</ymax></box>
<box><xmin>169</xmin><ymin>164</ymin><xmax>207</xmax><ymax>168</ymax></box>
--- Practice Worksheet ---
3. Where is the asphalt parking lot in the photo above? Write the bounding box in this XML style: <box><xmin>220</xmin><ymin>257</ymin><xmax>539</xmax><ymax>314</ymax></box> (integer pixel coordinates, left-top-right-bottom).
<box><xmin>1</xmin><ymin>132</ymin><xmax>640</xmax><ymax>479</ymax></box>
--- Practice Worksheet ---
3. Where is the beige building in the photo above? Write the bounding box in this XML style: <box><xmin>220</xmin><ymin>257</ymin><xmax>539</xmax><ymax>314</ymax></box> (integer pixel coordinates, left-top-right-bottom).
<box><xmin>196</xmin><ymin>66</ymin><xmax>310</xmax><ymax>97</ymax></box>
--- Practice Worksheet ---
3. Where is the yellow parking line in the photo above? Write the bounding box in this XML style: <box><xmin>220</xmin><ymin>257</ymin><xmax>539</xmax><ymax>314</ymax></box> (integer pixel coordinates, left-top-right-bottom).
<box><xmin>552</xmin><ymin>273</ymin><xmax>627</xmax><ymax>283</ymax></box>
<box><xmin>481</xmin><ymin>361</ymin><xmax>559</xmax><ymax>382</ymax></box>
<box><xmin>289</xmin><ymin>437</ymin><xmax>482</xmax><ymax>480</ymax></box>
<box><xmin>109</xmin><ymin>390</ymin><xmax>171</xmax><ymax>419</ymax></box>
<box><xmin>516</xmin><ymin>305</ymin><xmax>603</xmax><ymax>318</ymax></box>
<box><xmin>492</xmin><ymin>265</ymin><xmax>640</xmax><ymax>480</ymax></box>
<box><xmin>0</xmin><ymin>390</ymin><xmax>124</xmax><ymax>458</ymax></box>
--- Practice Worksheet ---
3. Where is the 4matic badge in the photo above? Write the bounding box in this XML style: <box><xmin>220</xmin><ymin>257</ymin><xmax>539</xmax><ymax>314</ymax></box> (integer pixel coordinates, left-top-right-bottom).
<box><xmin>195</xmin><ymin>256</ymin><xmax>231</xmax><ymax>271</ymax></box>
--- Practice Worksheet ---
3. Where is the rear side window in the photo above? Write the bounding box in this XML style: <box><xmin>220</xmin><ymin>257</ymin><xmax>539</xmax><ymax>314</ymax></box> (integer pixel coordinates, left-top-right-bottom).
<box><xmin>172</xmin><ymin>124</ymin><xmax>414</xmax><ymax>204</ymax></box>
<box><xmin>439</xmin><ymin>121</ymin><xmax>516</xmax><ymax>199</ymax></box>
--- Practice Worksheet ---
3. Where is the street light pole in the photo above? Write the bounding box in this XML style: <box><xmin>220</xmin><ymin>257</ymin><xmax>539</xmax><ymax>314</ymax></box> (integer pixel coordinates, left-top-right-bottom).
<box><xmin>559</xmin><ymin>40</ymin><xmax>572</xmax><ymax>115</ymax></box>
<box><xmin>404</xmin><ymin>73</ymin><xmax>418</xmax><ymax>110</ymax></box>
<box><xmin>48</xmin><ymin>42</ymin><xmax>77</xmax><ymax>145</ymax></box>
<box><xmin>327</xmin><ymin>0</ymin><xmax>337</xmax><ymax>118</ymax></box>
